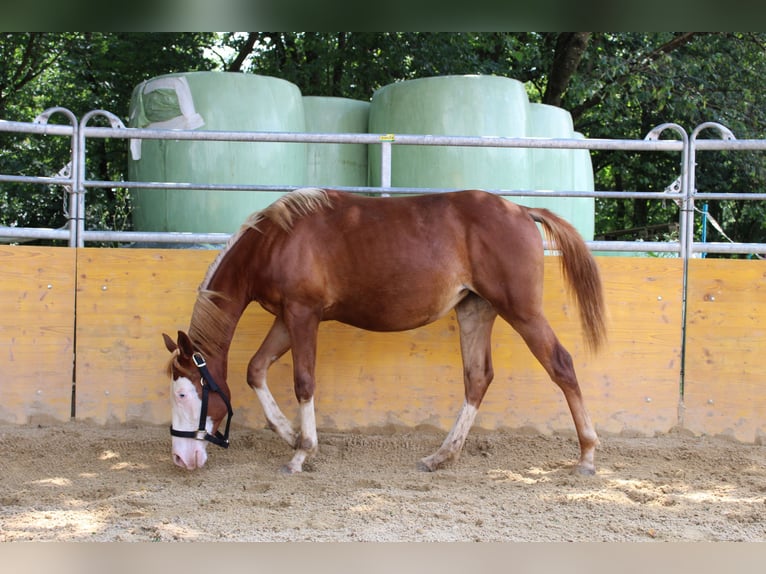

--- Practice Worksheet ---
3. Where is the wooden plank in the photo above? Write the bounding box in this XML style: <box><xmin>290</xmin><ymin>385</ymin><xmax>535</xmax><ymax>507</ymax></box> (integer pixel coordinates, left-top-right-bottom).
<box><xmin>74</xmin><ymin>248</ymin><xmax>217</xmax><ymax>425</ymax></box>
<box><xmin>684</xmin><ymin>259</ymin><xmax>766</xmax><ymax>442</ymax></box>
<box><xmin>74</xmin><ymin>250</ymin><xmax>684</xmax><ymax>440</ymax></box>
<box><xmin>586</xmin><ymin>256</ymin><xmax>683</xmax><ymax>435</ymax></box>
<box><xmin>0</xmin><ymin>246</ymin><xmax>75</xmax><ymax>423</ymax></box>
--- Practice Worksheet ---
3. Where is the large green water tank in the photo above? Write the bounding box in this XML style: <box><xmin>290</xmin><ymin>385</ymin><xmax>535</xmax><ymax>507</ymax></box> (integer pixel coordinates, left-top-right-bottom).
<box><xmin>367</xmin><ymin>75</ymin><xmax>594</xmax><ymax>239</ymax></box>
<box><xmin>571</xmin><ymin>131</ymin><xmax>595</xmax><ymax>240</ymax></box>
<box><xmin>303</xmin><ymin>96</ymin><xmax>370</xmax><ymax>187</ymax></box>
<box><xmin>369</xmin><ymin>75</ymin><xmax>531</xmax><ymax>191</ymax></box>
<box><xmin>524</xmin><ymin>103</ymin><xmax>594</xmax><ymax>240</ymax></box>
<box><xmin>128</xmin><ymin>72</ymin><xmax>306</xmax><ymax>233</ymax></box>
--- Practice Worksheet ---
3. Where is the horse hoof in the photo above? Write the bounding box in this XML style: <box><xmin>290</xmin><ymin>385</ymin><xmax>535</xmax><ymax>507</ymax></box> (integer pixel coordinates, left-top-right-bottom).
<box><xmin>417</xmin><ymin>458</ymin><xmax>437</xmax><ymax>472</ymax></box>
<box><xmin>279</xmin><ymin>463</ymin><xmax>302</xmax><ymax>475</ymax></box>
<box><xmin>572</xmin><ymin>463</ymin><xmax>596</xmax><ymax>476</ymax></box>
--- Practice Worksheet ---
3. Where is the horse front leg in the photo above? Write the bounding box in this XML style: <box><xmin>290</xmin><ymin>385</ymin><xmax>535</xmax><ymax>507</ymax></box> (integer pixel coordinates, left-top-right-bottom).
<box><xmin>419</xmin><ymin>295</ymin><xmax>497</xmax><ymax>471</ymax></box>
<box><xmin>247</xmin><ymin>317</ymin><xmax>297</xmax><ymax>447</ymax></box>
<box><xmin>280</xmin><ymin>306</ymin><xmax>321</xmax><ymax>474</ymax></box>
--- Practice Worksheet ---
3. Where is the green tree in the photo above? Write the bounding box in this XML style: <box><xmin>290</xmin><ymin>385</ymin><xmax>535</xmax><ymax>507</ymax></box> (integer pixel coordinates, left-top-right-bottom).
<box><xmin>1</xmin><ymin>33</ymin><xmax>214</xmax><ymax>238</ymax></box>
<box><xmin>568</xmin><ymin>33</ymin><xmax>766</xmax><ymax>247</ymax></box>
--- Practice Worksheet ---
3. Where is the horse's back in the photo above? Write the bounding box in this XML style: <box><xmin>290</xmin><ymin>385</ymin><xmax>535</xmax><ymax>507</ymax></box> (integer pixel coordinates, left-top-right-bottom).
<box><xmin>316</xmin><ymin>189</ymin><xmax>535</xmax><ymax>243</ymax></box>
<box><xmin>301</xmin><ymin>189</ymin><xmax>541</xmax><ymax>277</ymax></box>
<box><xmin>257</xmin><ymin>189</ymin><xmax>544</xmax><ymax>331</ymax></box>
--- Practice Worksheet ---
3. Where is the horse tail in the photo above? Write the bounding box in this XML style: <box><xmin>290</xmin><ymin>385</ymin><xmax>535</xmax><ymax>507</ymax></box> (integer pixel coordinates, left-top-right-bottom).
<box><xmin>527</xmin><ymin>207</ymin><xmax>606</xmax><ymax>352</ymax></box>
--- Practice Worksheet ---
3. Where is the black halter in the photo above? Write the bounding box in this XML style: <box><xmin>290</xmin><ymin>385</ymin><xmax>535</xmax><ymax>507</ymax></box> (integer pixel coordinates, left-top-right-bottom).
<box><xmin>170</xmin><ymin>352</ymin><xmax>233</xmax><ymax>449</ymax></box>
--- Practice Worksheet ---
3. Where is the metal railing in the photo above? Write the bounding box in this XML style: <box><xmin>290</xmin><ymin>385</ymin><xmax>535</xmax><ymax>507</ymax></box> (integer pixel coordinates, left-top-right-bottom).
<box><xmin>2</xmin><ymin>107</ymin><xmax>766</xmax><ymax>258</ymax></box>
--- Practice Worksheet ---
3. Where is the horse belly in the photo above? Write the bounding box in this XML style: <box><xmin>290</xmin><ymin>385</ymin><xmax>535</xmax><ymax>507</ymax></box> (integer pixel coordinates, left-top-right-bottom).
<box><xmin>328</xmin><ymin>278</ymin><xmax>468</xmax><ymax>332</ymax></box>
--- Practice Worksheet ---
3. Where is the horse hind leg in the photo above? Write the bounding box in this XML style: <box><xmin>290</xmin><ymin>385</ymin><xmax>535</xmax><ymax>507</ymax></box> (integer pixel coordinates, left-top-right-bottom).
<box><xmin>419</xmin><ymin>294</ymin><xmax>497</xmax><ymax>472</ymax></box>
<box><xmin>247</xmin><ymin>317</ymin><xmax>298</xmax><ymax>447</ymax></box>
<box><xmin>510</xmin><ymin>312</ymin><xmax>599</xmax><ymax>475</ymax></box>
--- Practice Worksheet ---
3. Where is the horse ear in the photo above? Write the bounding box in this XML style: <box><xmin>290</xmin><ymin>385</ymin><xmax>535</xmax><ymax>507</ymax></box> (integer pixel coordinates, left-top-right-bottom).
<box><xmin>162</xmin><ymin>332</ymin><xmax>177</xmax><ymax>353</ymax></box>
<box><xmin>176</xmin><ymin>330</ymin><xmax>195</xmax><ymax>358</ymax></box>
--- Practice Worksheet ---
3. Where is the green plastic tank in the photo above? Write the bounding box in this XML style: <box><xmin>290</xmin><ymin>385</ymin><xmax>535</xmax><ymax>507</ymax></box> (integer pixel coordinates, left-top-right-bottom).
<box><xmin>524</xmin><ymin>103</ymin><xmax>594</xmax><ymax>240</ymax></box>
<box><xmin>571</xmin><ymin>131</ymin><xmax>595</xmax><ymax>240</ymax></box>
<box><xmin>369</xmin><ymin>75</ymin><xmax>531</xmax><ymax>191</ymax></box>
<box><xmin>367</xmin><ymin>75</ymin><xmax>594</xmax><ymax>239</ymax></box>
<box><xmin>128</xmin><ymin>72</ymin><xmax>306</xmax><ymax>233</ymax></box>
<box><xmin>303</xmin><ymin>96</ymin><xmax>370</xmax><ymax>187</ymax></box>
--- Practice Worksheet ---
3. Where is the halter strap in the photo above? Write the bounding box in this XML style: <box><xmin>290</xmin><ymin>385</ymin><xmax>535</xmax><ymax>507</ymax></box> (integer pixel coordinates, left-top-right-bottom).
<box><xmin>170</xmin><ymin>352</ymin><xmax>233</xmax><ymax>449</ymax></box>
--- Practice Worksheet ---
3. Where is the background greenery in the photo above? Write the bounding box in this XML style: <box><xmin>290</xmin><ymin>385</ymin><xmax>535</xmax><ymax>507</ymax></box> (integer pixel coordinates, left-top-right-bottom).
<box><xmin>2</xmin><ymin>32</ymin><xmax>765</xmax><ymax>247</ymax></box>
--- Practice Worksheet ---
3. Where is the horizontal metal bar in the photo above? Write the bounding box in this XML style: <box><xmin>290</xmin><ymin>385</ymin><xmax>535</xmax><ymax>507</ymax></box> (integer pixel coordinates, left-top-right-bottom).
<box><xmin>691</xmin><ymin>242</ymin><xmax>766</xmax><ymax>254</ymax></box>
<box><xmin>586</xmin><ymin>241</ymin><xmax>681</xmax><ymax>253</ymax></box>
<box><xmin>87</xmin><ymin>180</ymin><xmax>299</xmax><ymax>192</ymax></box>
<box><xmin>388</xmin><ymin>135</ymin><xmax>682</xmax><ymax>151</ymax></box>
<box><xmin>81</xmin><ymin>230</ymin><xmax>231</xmax><ymax>244</ymax></box>
<box><xmin>83</xmin><ymin>231</ymin><xmax>675</xmax><ymax>251</ymax></box>
<box><xmin>39</xmin><ymin>120</ymin><xmax>766</xmax><ymax>152</ymax></box>
<box><xmin>0</xmin><ymin>226</ymin><xmax>71</xmax><ymax>241</ymax></box>
<box><xmin>0</xmin><ymin>174</ymin><xmax>73</xmax><ymax>186</ymax></box>
<box><xmin>389</xmin><ymin>189</ymin><xmax>679</xmax><ymax>200</ymax></box>
<box><xmin>83</xmin><ymin>125</ymin><xmax>684</xmax><ymax>152</ymax></box>
<box><xmin>0</xmin><ymin>119</ymin><xmax>74</xmax><ymax>137</ymax></box>
<box><xmin>692</xmin><ymin>192</ymin><xmax>766</xmax><ymax>201</ymax></box>
<box><xmin>86</xmin><ymin>180</ymin><xmax>679</xmax><ymax>201</ymax></box>
<box><xmin>694</xmin><ymin>139</ymin><xmax>766</xmax><ymax>151</ymax></box>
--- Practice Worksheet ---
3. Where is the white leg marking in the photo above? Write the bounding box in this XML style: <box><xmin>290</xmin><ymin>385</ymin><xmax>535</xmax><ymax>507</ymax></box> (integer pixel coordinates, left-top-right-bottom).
<box><xmin>282</xmin><ymin>398</ymin><xmax>317</xmax><ymax>474</ymax></box>
<box><xmin>298</xmin><ymin>398</ymin><xmax>318</xmax><ymax>451</ymax></box>
<box><xmin>419</xmin><ymin>401</ymin><xmax>478</xmax><ymax>471</ymax></box>
<box><xmin>255</xmin><ymin>384</ymin><xmax>296</xmax><ymax>445</ymax></box>
<box><xmin>441</xmin><ymin>401</ymin><xmax>478</xmax><ymax>453</ymax></box>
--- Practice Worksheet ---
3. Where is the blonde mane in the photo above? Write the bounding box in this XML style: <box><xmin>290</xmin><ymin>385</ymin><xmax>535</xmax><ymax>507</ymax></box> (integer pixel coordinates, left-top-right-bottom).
<box><xmin>188</xmin><ymin>188</ymin><xmax>332</xmax><ymax>356</ymax></box>
<box><xmin>198</xmin><ymin>187</ymin><xmax>331</xmax><ymax>293</ymax></box>
<box><xmin>187</xmin><ymin>289</ymin><xmax>235</xmax><ymax>358</ymax></box>
<box><xmin>244</xmin><ymin>187</ymin><xmax>332</xmax><ymax>233</ymax></box>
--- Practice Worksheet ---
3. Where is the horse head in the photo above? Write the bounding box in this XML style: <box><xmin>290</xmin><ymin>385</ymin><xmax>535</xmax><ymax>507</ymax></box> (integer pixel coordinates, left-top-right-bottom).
<box><xmin>163</xmin><ymin>331</ymin><xmax>233</xmax><ymax>470</ymax></box>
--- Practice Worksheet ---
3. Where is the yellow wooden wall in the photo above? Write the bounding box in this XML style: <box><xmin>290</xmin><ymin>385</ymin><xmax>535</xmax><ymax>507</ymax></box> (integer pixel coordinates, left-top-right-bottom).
<box><xmin>684</xmin><ymin>259</ymin><xmax>766</xmax><ymax>442</ymax></box>
<box><xmin>0</xmin><ymin>246</ymin><xmax>76</xmax><ymax>423</ymax></box>
<box><xmin>74</xmin><ymin>248</ymin><xmax>217</xmax><ymax>425</ymax></box>
<box><xmin>1</xmin><ymin>245</ymin><xmax>764</xmax><ymax>443</ymax></box>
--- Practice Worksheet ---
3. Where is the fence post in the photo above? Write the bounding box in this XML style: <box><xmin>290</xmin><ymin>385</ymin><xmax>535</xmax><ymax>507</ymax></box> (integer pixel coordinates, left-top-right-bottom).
<box><xmin>644</xmin><ymin>123</ymin><xmax>689</xmax><ymax>426</ymax></box>
<box><xmin>78</xmin><ymin>111</ymin><xmax>126</xmax><ymax>248</ymax></box>
<box><xmin>379</xmin><ymin>134</ymin><xmax>394</xmax><ymax>195</ymax></box>
<box><xmin>33</xmin><ymin>107</ymin><xmax>79</xmax><ymax>247</ymax></box>
<box><xmin>670</xmin><ymin>122</ymin><xmax>737</xmax><ymax>428</ymax></box>
<box><xmin>644</xmin><ymin>123</ymin><xmax>689</xmax><ymax>257</ymax></box>
<box><xmin>688</xmin><ymin>123</ymin><xmax>737</xmax><ymax>258</ymax></box>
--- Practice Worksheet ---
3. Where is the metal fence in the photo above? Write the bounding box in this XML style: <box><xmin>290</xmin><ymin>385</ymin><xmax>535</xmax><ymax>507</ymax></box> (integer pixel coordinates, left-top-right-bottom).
<box><xmin>2</xmin><ymin>106</ymin><xmax>766</xmax><ymax>258</ymax></box>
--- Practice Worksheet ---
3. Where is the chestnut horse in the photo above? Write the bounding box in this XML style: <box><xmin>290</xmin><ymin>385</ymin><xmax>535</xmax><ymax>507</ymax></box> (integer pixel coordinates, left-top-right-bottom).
<box><xmin>163</xmin><ymin>188</ymin><xmax>605</xmax><ymax>474</ymax></box>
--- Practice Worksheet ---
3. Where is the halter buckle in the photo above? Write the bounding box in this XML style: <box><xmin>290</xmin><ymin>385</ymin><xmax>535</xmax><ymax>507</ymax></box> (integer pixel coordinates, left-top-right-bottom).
<box><xmin>192</xmin><ymin>353</ymin><xmax>207</xmax><ymax>368</ymax></box>
<box><xmin>195</xmin><ymin>429</ymin><xmax>208</xmax><ymax>441</ymax></box>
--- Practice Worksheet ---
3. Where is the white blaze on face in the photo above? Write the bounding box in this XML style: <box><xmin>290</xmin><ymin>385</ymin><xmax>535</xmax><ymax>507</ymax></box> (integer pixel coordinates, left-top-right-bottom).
<box><xmin>171</xmin><ymin>376</ymin><xmax>211</xmax><ymax>470</ymax></box>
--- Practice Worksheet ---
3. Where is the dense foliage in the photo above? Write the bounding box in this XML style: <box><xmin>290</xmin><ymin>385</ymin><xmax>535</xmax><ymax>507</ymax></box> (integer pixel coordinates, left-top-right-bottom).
<box><xmin>2</xmin><ymin>32</ymin><xmax>765</xmax><ymax>246</ymax></box>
